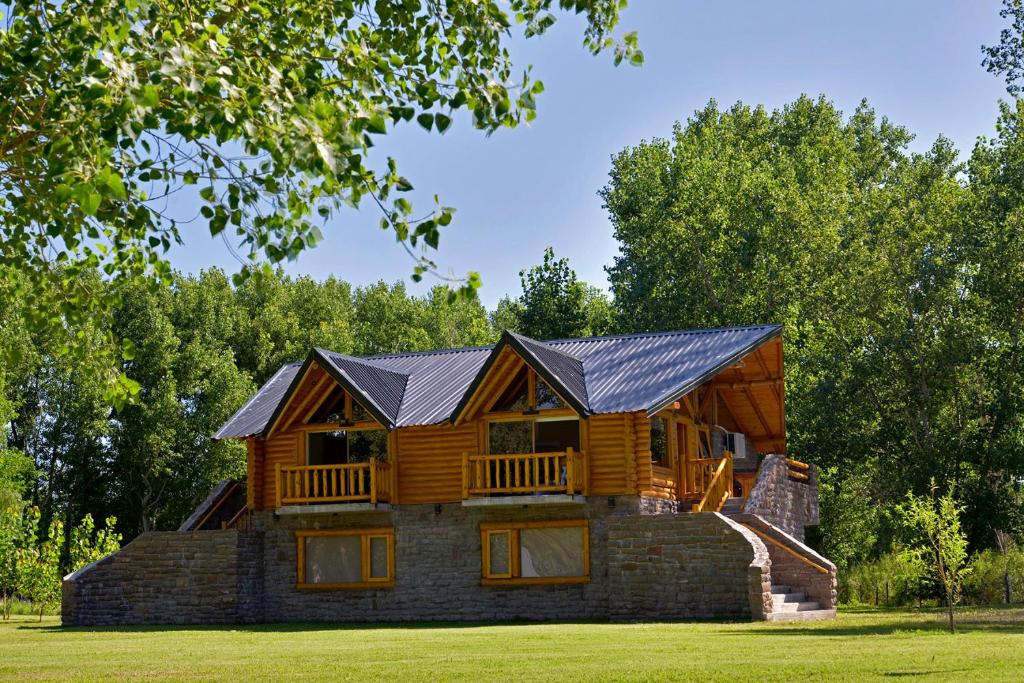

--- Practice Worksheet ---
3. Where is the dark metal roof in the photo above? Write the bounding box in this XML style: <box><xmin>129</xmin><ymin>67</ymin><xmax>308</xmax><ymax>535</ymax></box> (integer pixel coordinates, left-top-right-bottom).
<box><xmin>316</xmin><ymin>349</ymin><xmax>409</xmax><ymax>428</ymax></box>
<box><xmin>548</xmin><ymin>324</ymin><xmax>782</xmax><ymax>415</ymax></box>
<box><xmin>214</xmin><ymin>324</ymin><xmax>782</xmax><ymax>438</ymax></box>
<box><xmin>448</xmin><ymin>331</ymin><xmax>591</xmax><ymax>421</ymax></box>
<box><xmin>213</xmin><ymin>363</ymin><xmax>301</xmax><ymax>439</ymax></box>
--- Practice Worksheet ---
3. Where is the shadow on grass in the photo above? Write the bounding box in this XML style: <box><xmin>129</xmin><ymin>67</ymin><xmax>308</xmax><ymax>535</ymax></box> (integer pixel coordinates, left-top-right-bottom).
<box><xmin>20</xmin><ymin>607</ymin><xmax>1024</xmax><ymax>636</ymax></box>
<box><xmin>21</xmin><ymin>618</ymin><xmax>613</xmax><ymax>635</ymax></box>
<box><xmin>728</xmin><ymin>607</ymin><xmax>1024</xmax><ymax>637</ymax></box>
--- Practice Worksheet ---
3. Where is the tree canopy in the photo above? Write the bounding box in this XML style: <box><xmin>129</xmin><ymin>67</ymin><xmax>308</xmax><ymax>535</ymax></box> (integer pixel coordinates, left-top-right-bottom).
<box><xmin>0</xmin><ymin>0</ymin><xmax>640</xmax><ymax>403</ymax></box>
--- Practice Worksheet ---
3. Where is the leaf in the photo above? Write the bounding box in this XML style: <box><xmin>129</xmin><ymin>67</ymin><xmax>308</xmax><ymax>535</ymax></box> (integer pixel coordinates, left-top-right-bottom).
<box><xmin>81</xmin><ymin>193</ymin><xmax>101</xmax><ymax>216</ymax></box>
<box><xmin>417</xmin><ymin>113</ymin><xmax>434</xmax><ymax>131</ymax></box>
<box><xmin>199</xmin><ymin>186</ymin><xmax>216</xmax><ymax>202</ymax></box>
<box><xmin>434</xmin><ymin>113</ymin><xmax>451</xmax><ymax>133</ymax></box>
<box><xmin>396</xmin><ymin>177</ymin><xmax>414</xmax><ymax>192</ymax></box>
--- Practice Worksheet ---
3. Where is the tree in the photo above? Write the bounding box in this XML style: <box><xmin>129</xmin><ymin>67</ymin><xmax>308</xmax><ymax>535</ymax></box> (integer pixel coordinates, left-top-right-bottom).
<box><xmin>898</xmin><ymin>483</ymin><xmax>970</xmax><ymax>632</ymax></box>
<box><xmin>601</xmin><ymin>95</ymin><xmax>1024</xmax><ymax>551</ymax></box>
<box><xmin>0</xmin><ymin>0</ymin><xmax>640</xmax><ymax>404</ymax></box>
<box><xmin>421</xmin><ymin>286</ymin><xmax>495</xmax><ymax>349</ymax></box>
<box><xmin>15</xmin><ymin>508</ymin><xmax>61</xmax><ymax>621</ymax></box>
<box><xmin>983</xmin><ymin>0</ymin><xmax>1024</xmax><ymax>94</ymax></box>
<box><xmin>512</xmin><ymin>247</ymin><xmax>612</xmax><ymax>340</ymax></box>
<box><xmin>351</xmin><ymin>281</ymin><xmax>431</xmax><ymax>356</ymax></box>
<box><xmin>69</xmin><ymin>513</ymin><xmax>121</xmax><ymax>573</ymax></box>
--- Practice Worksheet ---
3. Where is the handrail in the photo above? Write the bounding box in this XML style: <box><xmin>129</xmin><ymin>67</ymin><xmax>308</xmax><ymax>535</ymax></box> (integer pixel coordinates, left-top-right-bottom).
<box><xmin>691</xmin><ymin>451</ymin><xmax>733</xmax><ymax>513</ymax></box>
<box><xmin>462</xmin><ymin>448</ymin><xmax>584</xmax><ymax>497</ymax></box>
<box><xmin>224</xmin><ymin>505</ymin><xmax>252</xmax><ymax>530</ymax></box>
<box><xmin>742</xmin><ymin>524</ymin><xmax>829</xmax><ymax>574</ymax></box>
<box><xmin>275</xmin><ymin>461</ymin><xmax>391</xmax><ymax>507</ymax></box>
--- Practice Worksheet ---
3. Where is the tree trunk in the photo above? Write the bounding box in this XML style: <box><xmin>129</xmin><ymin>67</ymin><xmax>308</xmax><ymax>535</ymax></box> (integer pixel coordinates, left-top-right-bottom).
<box><xmin>1005</xmin><ymin>570</ymin><xmax>1012</xmax><ymax>605</ymax></box>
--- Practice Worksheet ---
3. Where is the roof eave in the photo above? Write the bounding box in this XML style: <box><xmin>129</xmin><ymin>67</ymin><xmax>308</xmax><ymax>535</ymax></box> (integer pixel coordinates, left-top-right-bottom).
<box><xmin>642</xmin><ymin>324</ymin><xmax>783</xmax><ymax>417</ymax></box>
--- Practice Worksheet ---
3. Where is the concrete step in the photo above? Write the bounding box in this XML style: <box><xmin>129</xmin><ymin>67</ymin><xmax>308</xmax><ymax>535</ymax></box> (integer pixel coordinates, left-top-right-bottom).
<box><xmin>797</xmin><ymin>601</ymin><xmax>821</xmax><ymax>611</ymax></box>
<box><xmin>766</xmin><ymin>608</ymin><xmax>836</xmax><ymax>623</ymax></box>
<box><xmin>772</xmin><ymin>592</ymin><xmax>806</xmax><ymax>605</ymax></box>
<box><xmin>770</xmin><ymin>585</ymin><xmax>791</xmax><ymax>595</ymax></box>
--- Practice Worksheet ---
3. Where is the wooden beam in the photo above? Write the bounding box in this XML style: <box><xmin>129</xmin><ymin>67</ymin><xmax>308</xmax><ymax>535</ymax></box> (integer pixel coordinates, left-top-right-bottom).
<box><xmin>716</xmin><ymin>378</ymin><xmax>783</xmax><ymax>390</ymax></box>
<box><xmin>742</xmin><ymin>385</ymin><xmax>773</xmax><ymax>437</ymax></box>
<box><xmin>300</xmin><ymin>377</ymin><xmax>339</xmax><ymax>425</ymax></box>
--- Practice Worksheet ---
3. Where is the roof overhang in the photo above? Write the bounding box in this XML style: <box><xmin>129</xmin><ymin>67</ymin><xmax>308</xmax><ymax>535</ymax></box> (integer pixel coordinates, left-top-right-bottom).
<box><xmin>643</xmin><ymin>324</ymin><xmax>783</xmax><ymax>417</ymax></box>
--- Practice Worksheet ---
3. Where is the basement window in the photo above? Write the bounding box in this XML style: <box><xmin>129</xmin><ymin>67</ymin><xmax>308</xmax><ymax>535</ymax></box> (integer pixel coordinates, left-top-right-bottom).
<box><xmin>480</xmin><ymin>520</ymin><xmax>589</xmax><ymax>585</ymax></box>
<box><xmin>296</xmin><ymin>528</ymin><xmax>394</xmax><ymax>589</ymax></box>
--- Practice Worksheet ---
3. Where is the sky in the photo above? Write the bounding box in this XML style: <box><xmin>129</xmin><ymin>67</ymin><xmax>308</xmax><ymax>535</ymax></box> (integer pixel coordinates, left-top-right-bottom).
<box><xmin>169</xmin><ymin>1</ymin><xmax>1010</xmax><ymax>309</ymax></box>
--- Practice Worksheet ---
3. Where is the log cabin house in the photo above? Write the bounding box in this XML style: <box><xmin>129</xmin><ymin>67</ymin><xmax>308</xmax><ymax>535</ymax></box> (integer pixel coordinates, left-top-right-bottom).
<box><xmin>62</xmin><ymin>324</ymin><xmax>837</xmax><ymax>625</ymax></box>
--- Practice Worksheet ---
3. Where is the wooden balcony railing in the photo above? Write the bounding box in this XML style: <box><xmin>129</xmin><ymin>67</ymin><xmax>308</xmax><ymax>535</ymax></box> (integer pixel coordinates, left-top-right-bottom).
<box><xmin>462</xmin><ymin>448</ymin><xmax>585</xmax><ymax>498</ymax></box>
<box><xmin>275</xmin><ymin>461</ymin><xmax>392</xmax><ymax>507</ymax></box>
<box><xmin>691</xmin><ymin>450</ymin><xmax>733</xmax><ymax>513</ymax></box>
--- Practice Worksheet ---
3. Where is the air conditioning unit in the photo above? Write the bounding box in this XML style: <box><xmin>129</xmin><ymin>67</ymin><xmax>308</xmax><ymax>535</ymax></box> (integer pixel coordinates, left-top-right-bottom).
<box><xmin>723</xmin><ymin>431</ymin><xmax>747</xmax><ymax>460</ymax></box>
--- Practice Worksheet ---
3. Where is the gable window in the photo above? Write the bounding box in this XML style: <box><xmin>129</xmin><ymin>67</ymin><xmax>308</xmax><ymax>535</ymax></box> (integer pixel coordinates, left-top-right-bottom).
<box><xmin>650</xmin><ymin>416</ymin><xmax>670</xmax><ymax>468</ymax></box>
<box><xmin>490</xmin><ymin>366</ymin><xmax>567</xmax><ymax>413</ymax></box>
<box><xmin>480</xmin><ymin>520</ymin><xmax>589</xmax><ymax>585</ymax></box>
<box><xmin>487</xmin><ymin>417</ymin><xmax>580</xmax><ymax>455</ymax></box>
<box><xmin>307</xmin><ymin>429</ymin><xmax>388</xmax><ymax>465</ymax></box>
<box><xmin>296</xmin><ymin>528</ymin><xmax>394</xmax><ymax>589</ymax></box>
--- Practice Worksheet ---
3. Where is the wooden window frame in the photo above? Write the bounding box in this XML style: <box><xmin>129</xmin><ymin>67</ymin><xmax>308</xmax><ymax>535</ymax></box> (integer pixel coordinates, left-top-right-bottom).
<box><xmin>484</xmin><ymin>416</ymin><xmax>581</xmax><ymax>455</ymax></box>
<box><xmin>479</xmin><ymin>519</ymin><xmax>589</xmax><ymax>586</ymax></box>
<box><xmin>295</xmin><ymin>527</ymin><xmax>395</xmax><ymax>590</ymax></box>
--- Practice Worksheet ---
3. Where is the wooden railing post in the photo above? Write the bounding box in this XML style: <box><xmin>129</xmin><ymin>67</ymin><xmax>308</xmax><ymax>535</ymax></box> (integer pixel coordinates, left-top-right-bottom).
<box><xmin>565</xmin><ymin>447</ymin><xmax>575</xmax><ymax>495</ymax></box>
<box><xmin>275</xmin><ymin>463</ymin><xmax>282</xmax><ymax>509</ymax></box>
<box><xmin>462</xmin><ymin>452</ymin><xmax>470</xmax><ymax>499</ymax></box>
<box><xmin>370</xmin><ymin>460</ymin><xmax>377</xmax><ymax>505</ymax></box>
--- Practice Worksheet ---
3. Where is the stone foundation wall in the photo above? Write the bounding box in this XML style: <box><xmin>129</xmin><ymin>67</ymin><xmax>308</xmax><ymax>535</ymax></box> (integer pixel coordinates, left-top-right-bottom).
<box><xmin>606</xmin><ymin>513</ymin><xmax>772</xmax><ymax>621</ymax></box>
<box><xmin>63</xmin><ymin>496</ymin><xmax>775</xmax><ymax>625</ymax></box>
<box><xmin>743</xmin><ymin>454</ymin><xmax>819</xmax><ymax>541</ymax></box>
<box><xmin>62</xmin><ymin>530</ymin><xmax>245</xmax><ymax>626</ymax></box>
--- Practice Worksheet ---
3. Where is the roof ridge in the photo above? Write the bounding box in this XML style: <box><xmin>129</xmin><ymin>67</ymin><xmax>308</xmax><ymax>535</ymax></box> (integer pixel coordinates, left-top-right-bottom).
<box><xmin>315</xmin><ymin>347</ymin><xmax>410</xmax><ymax>375</ymax></box>
<box><xmin>543</xmin><ymin>323</ymin><xmax>781</xmax><ymax>346</ymax></box>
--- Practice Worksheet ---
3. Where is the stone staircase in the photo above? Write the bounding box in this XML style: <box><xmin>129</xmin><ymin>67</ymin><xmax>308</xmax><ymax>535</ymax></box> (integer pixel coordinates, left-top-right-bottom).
<box><xmin>720</xmin><ymin>496</ymin><xmax>745</xmax><ymax>515</ymax></box>
<box><xmin>765</xmin><ymin>584</ymin><xmax>836</xmax><ymax>622</ymax></box>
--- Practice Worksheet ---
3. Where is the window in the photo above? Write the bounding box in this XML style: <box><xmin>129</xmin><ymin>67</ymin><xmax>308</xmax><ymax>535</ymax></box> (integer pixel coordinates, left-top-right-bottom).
<box><xmin>650</xmin><ymin>416</ymin><xmax>670</xmax><ymax>468</ymax></box>
<box><xmin>490</xmin><ymin>366</ymin><xmax>567</xmax><ymax>413</ymax></box>
<box><xmin>480</xmin><ymin>520</ymin><xmax>589</xmax><ymax>585</ymax></box>
<box><xmin>307</xmin><ymin>429</ymin><xmax>388</xmax><ymax>465</ymax></box>
<box><xmin>487</xmin><ymin>418</ymin><xmax>580</xmax><ymax>455</ymax></box>
<box><xmin>296</xmin><ymin>528</ymin><xmax>394</xmax><ymax>589</ymax></box>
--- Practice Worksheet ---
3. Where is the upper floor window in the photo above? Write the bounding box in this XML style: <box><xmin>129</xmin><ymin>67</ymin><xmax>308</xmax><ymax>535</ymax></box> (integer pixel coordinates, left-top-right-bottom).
<box><xmin>307</xmin><ymin>429</ymin><xmax>388</xmax><ymax>465</ymax></box>
<box><xmin>487</xmin><ymin>417</ymin><xmax>580</xmax><ymax>455</ymax></box>
<box><xmin>490</xmin><ymin>366</ymin><xmax>566</xmax><ymax>413</ymax></box>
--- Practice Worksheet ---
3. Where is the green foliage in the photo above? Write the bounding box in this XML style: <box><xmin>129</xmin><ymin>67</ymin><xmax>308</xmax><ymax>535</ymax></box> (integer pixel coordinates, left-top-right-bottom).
<box><xmin>602</xmin><ymin>95</ymin><xmax>1024</xmax><ymax>552</ymax></box>
<box><xmin>816</xmin><ymin>465</ymin><xmax>882</xmax><ymax>571</ymax></box>
<box><xmin>841</xmin><ymin>549</ymin><xmax>929</xmax><ymax>607</ymax></box>
<box><xmin>14</xmin><ymin>509</ymin><xmax>61</xmax><ymax>622</ymax></box>
<box><xmin>501</xmin><ymin>247</ymin><xmax>613</xmax><ymax>339</ymax></box>
<box><xmin>983</xmin><ymin>0</ymin><xmax>1024</xmax><ymax>94</ymax></box>
<box><xmin>0</xmin><ymin>449</ymin><xmax>35</xmax><ymax>510</ymax></box>
<box><xmin>898</xmin><ymin>482</ymin><xmax>971</xmax><ymax>631</ymax></box>
<box><xmin>0</xmin><ymin>0</ymin><xmax>638</xmax><ymax>405</ymax></box>
<box><xmin>69</xmin><ymin>514</ymin><xmax>121</xmax><ymax>574</ymax></box>
<box><xmin>963</xmin><ymin>546</ymin><xmax>1024</xmax><ymax>605</ymax></box>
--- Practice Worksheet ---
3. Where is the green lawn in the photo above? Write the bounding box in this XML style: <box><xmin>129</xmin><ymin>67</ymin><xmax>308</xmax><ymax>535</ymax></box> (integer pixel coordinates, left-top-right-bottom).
<box><xmin>1</xmin><ymin>608</ymin><xmax>1022</xmax><ymax>682</ymax></box>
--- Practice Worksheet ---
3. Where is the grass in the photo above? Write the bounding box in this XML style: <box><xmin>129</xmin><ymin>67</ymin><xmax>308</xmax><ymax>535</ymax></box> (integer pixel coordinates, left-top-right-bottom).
<box><xmin>1</xmin><ymin>607</ymin><xmax>1023</xmax><ymax>682</ymax></box>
